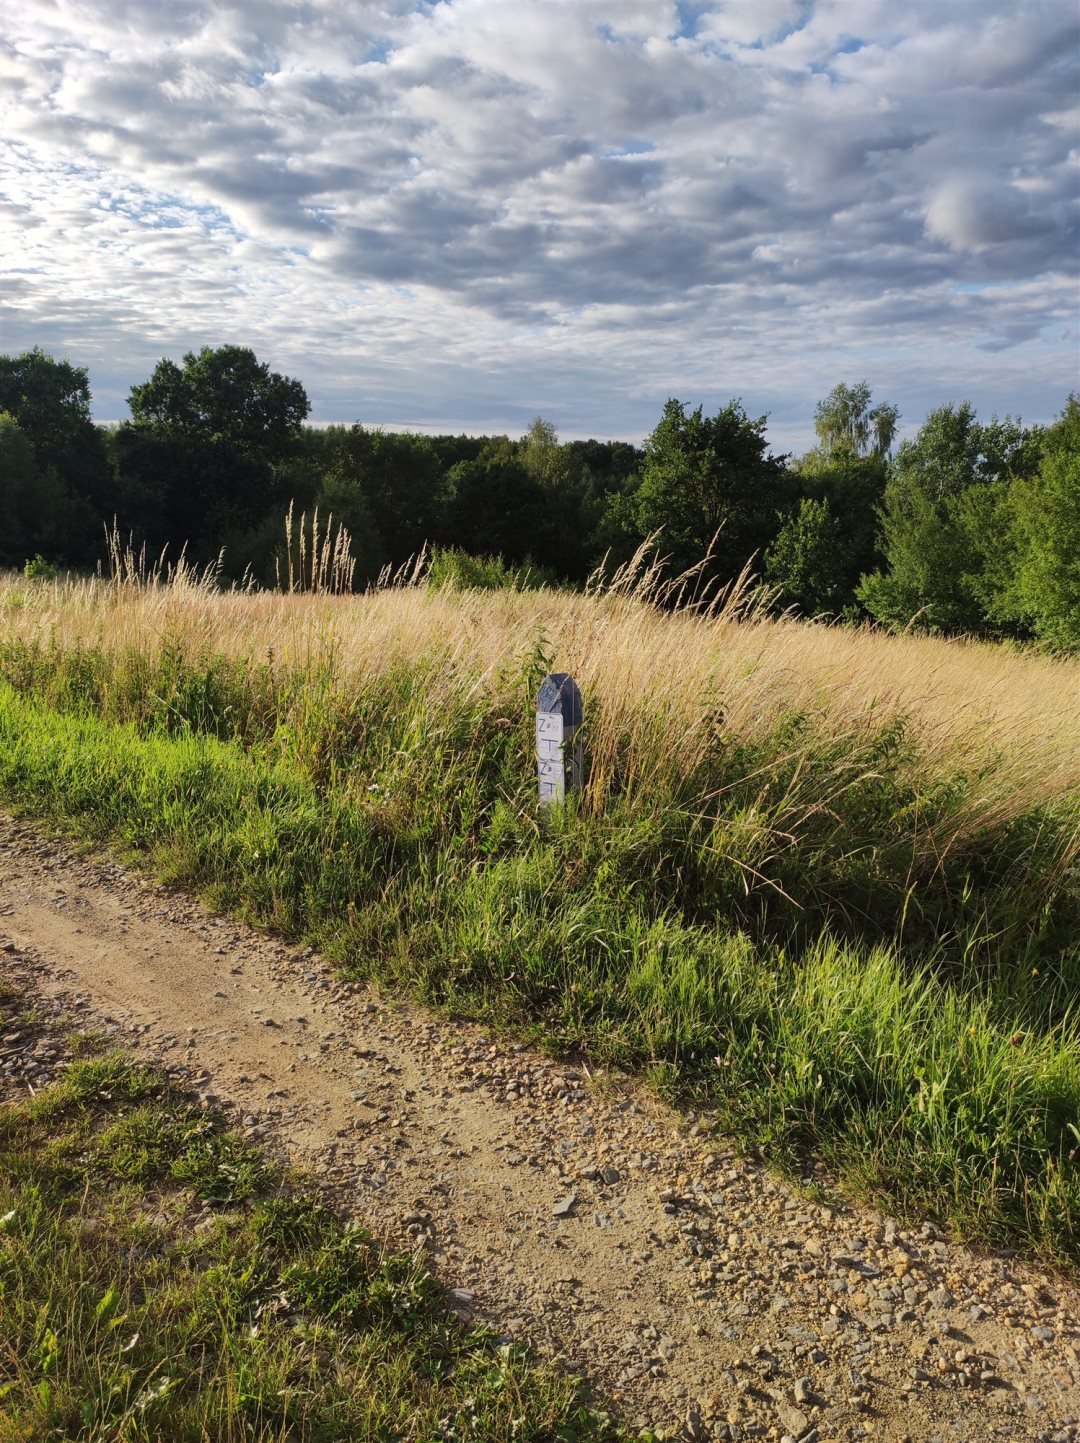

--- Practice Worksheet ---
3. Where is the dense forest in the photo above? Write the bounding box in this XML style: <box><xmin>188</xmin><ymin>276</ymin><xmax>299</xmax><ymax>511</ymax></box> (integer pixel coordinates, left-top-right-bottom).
<box><xmin>1</xmin><ymin>345</ymin><xmax>1076</xmax><ymax>647</ymax></box>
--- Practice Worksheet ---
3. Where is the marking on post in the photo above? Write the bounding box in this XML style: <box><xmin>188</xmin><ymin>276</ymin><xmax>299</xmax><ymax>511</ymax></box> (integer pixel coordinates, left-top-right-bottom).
<box><xmin>536</xmin><ymin>673</ymin><xmax>583</xmax><ymax>806</ymax></box>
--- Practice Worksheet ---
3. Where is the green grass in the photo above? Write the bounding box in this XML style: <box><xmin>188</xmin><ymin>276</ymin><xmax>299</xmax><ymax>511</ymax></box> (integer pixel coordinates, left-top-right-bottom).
<box><xmin>0</xmin><ymin>1034</ymin><xmax>626</xmax><ymax>1442</ymax></box>
<box><xmin>0</xmin><ymin>629</ymin><xmax>1076</xmax><ymax>1269</ymax></box>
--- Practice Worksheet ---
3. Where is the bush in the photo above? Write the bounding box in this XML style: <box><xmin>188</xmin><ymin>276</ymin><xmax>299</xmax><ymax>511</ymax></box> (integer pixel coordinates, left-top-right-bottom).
<box><xmin>425</xmin><ymin>546</ymin><xmax>558</xmax><ymax>592</ymax></box>
<box><xmin>23</xmin><ymin>554</ymin><xmax>58</xmax><ymax>581</ymax></box>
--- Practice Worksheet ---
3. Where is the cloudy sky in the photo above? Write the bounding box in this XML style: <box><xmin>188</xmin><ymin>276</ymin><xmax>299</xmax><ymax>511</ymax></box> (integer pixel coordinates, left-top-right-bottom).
<box><xmin>1</xmin><ymin>0</ymin><xmax>1077</xmax><ymax>450</ymax></box>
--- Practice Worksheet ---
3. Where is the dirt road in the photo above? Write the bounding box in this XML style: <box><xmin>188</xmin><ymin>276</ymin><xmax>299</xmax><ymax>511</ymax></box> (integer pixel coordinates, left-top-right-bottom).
<box><xmin>1</xmin><ymin>811</ymin><xmax>1077</xmax><ymax>1441</ymax></box>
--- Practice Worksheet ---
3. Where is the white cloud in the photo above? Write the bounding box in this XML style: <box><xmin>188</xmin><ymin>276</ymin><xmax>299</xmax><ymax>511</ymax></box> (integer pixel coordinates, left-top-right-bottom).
<box><xmin>698</xmin><ymin>0</ymin><xmax>804</xmax><ymax>47</ymax></box>
<box><xmin>0</xmin><ymin>0</ymin><xmax>1076</xmax><ymax>448</ymax></box>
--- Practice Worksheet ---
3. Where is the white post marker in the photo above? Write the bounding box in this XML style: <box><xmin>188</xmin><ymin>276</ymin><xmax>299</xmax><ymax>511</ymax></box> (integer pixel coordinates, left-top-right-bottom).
<box><xmin>536</xmin><ymin>672</ymin><xmax>583</xmax><ymax>804</ymax></box>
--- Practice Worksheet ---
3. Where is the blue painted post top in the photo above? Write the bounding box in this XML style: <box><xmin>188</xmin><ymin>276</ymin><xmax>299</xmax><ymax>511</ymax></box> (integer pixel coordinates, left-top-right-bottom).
<box><xmin>536</xmin><ymin>673</ymin><xmax>583</xmax><ymax>728</ymax></box>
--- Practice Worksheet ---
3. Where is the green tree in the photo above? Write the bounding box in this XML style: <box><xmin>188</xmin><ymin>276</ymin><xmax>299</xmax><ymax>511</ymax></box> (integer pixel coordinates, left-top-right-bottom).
<box><xmin>633</xmin><ymin>399</ymin><xmax>793</xmax><ymax>585</ymax></box>
<box><xmin>0</xmin><ymin>349</ymin><xmax>113</xmax><ymax>542</ymax></box>
<box><xmin>0</xmin><ymin>412</ymin><xmax>37</xmax><ymax>565</ymax></box>
<box><xmin>313</xmin><ymin>461</ymin><xmax>384</xmax><ymax>582</ymax></box>
<box><xmin>320</xmin><ymin>426</ymin><xmax>445</xmax><ymax>567</ymax></box>
<box><xmin>520</xmin><ymin>416</ymin><xmax>563</xmax><ymax>486</ymax></box>
<box><xmin>428</xmin><ymin>433</ymin><xmax>489</xmax><ymax>472</ymax></box>
<box><xmin>814</xmin><ymin>381</ymin><xmax>899</xmax><ymax>461</ymax></box>
<box><xmin>858</xmin><ymin>403</ymin><xmax>1038</xmax><ymax>635</ymax></box>
<box><xmin>998</xmin><ymin>397</ymin><xmax>1080</xmax><ymax>648</ymax></box>
<box><xmin>117</xmin><ymin>346</ymin><xmax>310</xmax><ymax>556</ymax></box>
<box><xmin>515</xmin><ymin>417</ymin><xmax>603</xmax><ymax>578</ymax></box>
<box><xmin>564</xmin><ymin>439</ymin><xmax>644</xmax><ymax>579</ymax></box>
<box><xmin>764</xmin><ymin>497</ymin><xmax>850</xmax><ymax>614</ymax></box>
<box><xmin>127</xmin><ymin>345</ymin><xmax>309</xmax><ymax>462</ymax></box>
<box><xmin>767</xmin><ymin>419</ymin><xmax>891</xmax><ymax>617</ymax></box>
<box><xmin>445</xmin><ymin>450</ymin><xmax>551</xmax><ymax>567</ymax></box>
<box><xmin>563</xmin><ymin>439</ymin><xmax>642</xmax><ymax>492</ymax></box>
<box><xmin>0</xmin><ymin>410</ymin><xmax>95</xmax><ymax>567</ymax></box>
<box><xmin>111</xmin><ymin>428</ymin><xmax>271</xmax><ymax>556</ymax></box>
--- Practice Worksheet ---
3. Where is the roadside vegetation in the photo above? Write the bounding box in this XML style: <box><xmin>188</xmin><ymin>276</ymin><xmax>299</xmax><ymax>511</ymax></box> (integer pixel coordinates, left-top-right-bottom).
<box><xmin>0</xmin><ymin>993</ymin><xmax>624</xmax><ymax>1442</ymax></box>
<box><xmin>0</xmin><ymin>563</ymin><xmax>1077</xmax><ymax>1269</ymax></box>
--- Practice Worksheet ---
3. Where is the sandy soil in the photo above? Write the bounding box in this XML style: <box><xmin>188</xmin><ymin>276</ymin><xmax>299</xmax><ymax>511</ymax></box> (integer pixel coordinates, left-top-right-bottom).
<box><xmin>0</xmin><ymin>811</ymin><xmax>1077</xmax><ymax>1442</ymax></box>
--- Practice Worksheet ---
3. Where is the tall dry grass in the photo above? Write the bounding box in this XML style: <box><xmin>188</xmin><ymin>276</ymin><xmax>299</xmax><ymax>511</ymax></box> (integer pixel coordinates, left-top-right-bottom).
<box><xmin>2</xmin><ymin>561</ymin><xmax>1076</xmax><ymax>820</ymax></box>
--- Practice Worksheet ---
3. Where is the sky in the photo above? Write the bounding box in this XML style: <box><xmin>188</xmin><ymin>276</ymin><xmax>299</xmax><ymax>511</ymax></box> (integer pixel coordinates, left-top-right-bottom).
<box><xmin>1</xmin><ymin>0</ymin><xmax>1077</xmax><ymax>452</ymax></box>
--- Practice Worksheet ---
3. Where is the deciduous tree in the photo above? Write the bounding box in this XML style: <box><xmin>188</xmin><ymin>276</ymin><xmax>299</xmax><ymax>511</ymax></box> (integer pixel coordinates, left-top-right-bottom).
<box><xmin>127</xmin><ymin>345</ymin><xmax>309</xmax><ymax>463</ymax></box>
<box><xmin>998</xmin><ymin>396</ymin><xmax>1080</xmax><ymax>648</ymax></box>
<box><xmin>634</xmin><ymin>398</ymin><xmax>793</xmax><ymax>585</ymax></box>
<box><xmin>117</xmin><ymin>346</ymin><xmax>310</xmax><ymax>555</ymax></box>
<box><xmin>814</xmin><ymin>380</ymin><xmax>899</xmax><ymax>460</ymax></box>
<box><xmin>858</xmin><ymin>403</ymin><xmax>1039</xmax><ymax>635</ymax></box>
<box><xmin>0</xmin><ymin>349</ymin><xmax>112</xmax><ymax>533</ymax></box>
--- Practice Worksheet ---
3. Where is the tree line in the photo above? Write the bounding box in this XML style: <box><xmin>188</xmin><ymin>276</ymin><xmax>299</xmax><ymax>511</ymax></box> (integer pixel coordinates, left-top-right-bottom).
<box><xmin>1</xmin><ymin>345</ymin><xmax>1076</xmax><ymax>647</ymax></box>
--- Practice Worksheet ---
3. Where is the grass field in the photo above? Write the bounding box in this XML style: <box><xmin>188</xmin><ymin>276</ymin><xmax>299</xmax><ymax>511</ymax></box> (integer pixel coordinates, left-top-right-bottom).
<box><xmin>0</xmin><ymin>565</ymin><xmax>1077</xmax><ymax>1266</ymax></box>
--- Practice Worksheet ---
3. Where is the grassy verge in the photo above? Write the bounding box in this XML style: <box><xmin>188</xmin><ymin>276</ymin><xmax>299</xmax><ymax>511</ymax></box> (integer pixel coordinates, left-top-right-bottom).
<box><xmin>0</xmin><ymin>578</ymin><xmax>1076</xmax><ymax>1267</ymax></box>
<box><xmin>0</xmin><ymin>681</ymin><xmax>1076</xmax><ymax>1270</ymax></box>
<box><xmin>0</xmin><ymin>1002</ymin><xmax>625</xmax><ymax>1441</ymax></box>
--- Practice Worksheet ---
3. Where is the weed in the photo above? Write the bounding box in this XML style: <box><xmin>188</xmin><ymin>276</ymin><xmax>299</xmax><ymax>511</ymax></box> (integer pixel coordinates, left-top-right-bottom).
<box><xmin>0</xmin><ymin>1052</ymin><xmax>624</xmax><ymax>1441</ymax></box>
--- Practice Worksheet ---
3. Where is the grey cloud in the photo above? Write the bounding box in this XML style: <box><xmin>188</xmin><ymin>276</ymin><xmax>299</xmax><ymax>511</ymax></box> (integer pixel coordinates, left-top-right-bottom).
<box><xmin>925</xmin><ymin>177</ymin><xmax>1058</xmax><ymax>252</ymax></box>
<box><xmin>558</xmin><ymin>154</ymin><xmax>667</xmax><ymax>205</ymax></box>
<box><xmin>0</xmin><ymin>0</ymin><xmax>1076</xmax><ymax>448</ymax></box>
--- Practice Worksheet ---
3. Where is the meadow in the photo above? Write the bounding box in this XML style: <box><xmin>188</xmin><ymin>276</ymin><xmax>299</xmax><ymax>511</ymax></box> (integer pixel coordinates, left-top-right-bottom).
<box><xmin>0</xmin><ymin>557</ymin><xmax>1077</xmax><ymax>1266</ymax></box>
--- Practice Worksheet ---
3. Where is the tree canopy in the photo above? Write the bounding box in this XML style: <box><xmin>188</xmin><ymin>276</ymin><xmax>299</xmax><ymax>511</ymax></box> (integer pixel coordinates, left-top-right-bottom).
<box><xmin>0</xmin><ymin>348</ymin><xmax>111</xmax><ymax>522</ymax></box>
<box><xmin>115</xmin><ymin>346</ymin><xmax>311</xmax><ymax>560</ymax></box>
<box><xmin>858</xmin><ymin>403</ymin><xmax>1043</xmax><ymax>635</ymax></box>
<box><xmin>998</xmin><ymin>396</ymin><xmax>1080</xmax><ymax>648</ymax></box>
<box><xmin>814</xmin><ymin>381</ymin><xmax>899</xmax><ymax>460</ymax></box>
<box><xmin>633</xmin><ymin>398</ymin><xmax>794</xmax><ymax>585</ymax></box>
<box><xmin>0</xmin><ymin>349</ymin><xmax>94</xmax><ymax>465</ymax></box>
<box><xmin>128</xmin><ymin>345</ymin><xmax>309</xmax><ymax>461</ymax></box>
